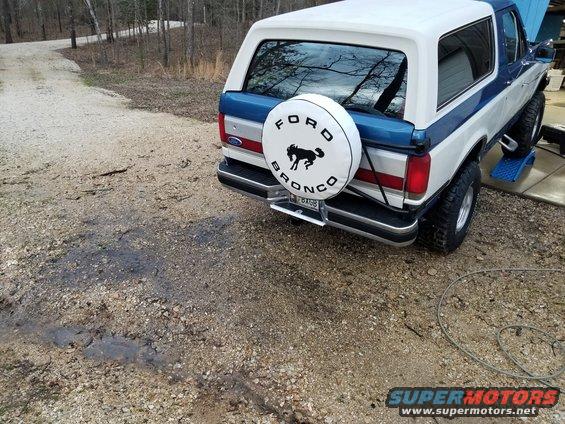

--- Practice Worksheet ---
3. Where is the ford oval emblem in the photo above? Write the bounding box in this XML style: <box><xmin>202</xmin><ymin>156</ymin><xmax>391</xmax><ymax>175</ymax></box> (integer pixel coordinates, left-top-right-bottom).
<box><xmin>227</xmin><ymin>136</ymin><xmax>243</xmax><ymax>147</ymax></box>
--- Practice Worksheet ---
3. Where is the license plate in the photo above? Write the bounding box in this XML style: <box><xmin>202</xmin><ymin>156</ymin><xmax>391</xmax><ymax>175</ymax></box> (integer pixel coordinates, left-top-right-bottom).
<box><xmin>290</xmin><ymin>195</ymin><xmax>319</xmax><ymax>211</ymax></box>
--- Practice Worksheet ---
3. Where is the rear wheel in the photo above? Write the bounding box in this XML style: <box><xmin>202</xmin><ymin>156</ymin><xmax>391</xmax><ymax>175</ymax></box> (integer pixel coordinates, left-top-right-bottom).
<box><xmin>418</xmin><ymin>161</ymin><xmax>481</xmax><ymax>253</ymax></box>
<box><xmin>502</xmin><ymin>92</ymin><xmax>545</xmax><ymax>158</ymax></box>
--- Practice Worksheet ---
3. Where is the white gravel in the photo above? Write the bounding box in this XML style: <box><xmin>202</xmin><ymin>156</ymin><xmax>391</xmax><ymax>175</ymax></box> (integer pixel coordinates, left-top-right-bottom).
<box><xmin>0</xmin><ymin>36</ymin><xmax>563</xmax><ymax>424</ymax></box>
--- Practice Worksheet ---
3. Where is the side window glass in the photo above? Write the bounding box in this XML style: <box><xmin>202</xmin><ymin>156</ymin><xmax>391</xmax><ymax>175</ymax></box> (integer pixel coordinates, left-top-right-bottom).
<box><xmin>502</xmin><ymin>12</ymin><xmax>519</xmax><ymax>63</ymax></box>
<box><xmin>437</xmin><ymin>18</ymin><xmax>494</xmax><ymax>107</ymax></box>
<box><xmin>517</xmin><ymin>24</ymin><xmax>528</xmax><ymax>59</ymax></box>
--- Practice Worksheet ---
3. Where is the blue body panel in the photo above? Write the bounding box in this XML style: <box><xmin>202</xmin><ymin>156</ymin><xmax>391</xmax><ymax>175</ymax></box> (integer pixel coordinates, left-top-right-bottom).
<box><xmin>483</xmin><ymin>0</ymin><xmax>551</xmax><ymax>40</ymax></box>
<box><xmin>220</xmin><ymin>92</ymin><xmax>416</xmax><ymax>149</ymax></box>
<box><xmin>220</xmin><ymin>92</ymin><xmax>282</xmax><ymax>123</ymax></box>
<box><xmin>426</xmin><ymin>81</ymin><xmax>502</xmax><ymax>147</ymax></box>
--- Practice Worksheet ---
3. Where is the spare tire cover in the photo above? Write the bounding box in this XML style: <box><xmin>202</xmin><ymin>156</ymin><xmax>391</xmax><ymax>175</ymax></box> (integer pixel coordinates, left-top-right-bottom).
<box><xmin>262</xmin><ymin>94</ymin><xmax>362</xmax><ymax>201</ymax></box>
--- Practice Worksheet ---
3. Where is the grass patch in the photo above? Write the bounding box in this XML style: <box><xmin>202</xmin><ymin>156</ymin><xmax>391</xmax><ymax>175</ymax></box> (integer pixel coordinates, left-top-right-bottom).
<box><xmin>58</xmin><ymin>28</ymin><xmax>226</xmax><ymax>122</ymax></box>
<box><xmin>81</xmin><ymin>70</ymin><xmax>133</xmax><ymax>87</ymax></box>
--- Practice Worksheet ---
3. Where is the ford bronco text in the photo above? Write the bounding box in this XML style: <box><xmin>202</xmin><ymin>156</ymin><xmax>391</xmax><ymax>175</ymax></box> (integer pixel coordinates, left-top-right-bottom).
<box><xmin>216</xmin><ymin>0</ymin><xmax>554</xmax><ymax>252</ymax></box>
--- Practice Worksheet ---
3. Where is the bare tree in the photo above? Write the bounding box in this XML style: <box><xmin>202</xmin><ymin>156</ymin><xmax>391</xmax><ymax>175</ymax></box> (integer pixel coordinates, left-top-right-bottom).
<box><xmin>106</xmin><ymin>0</ymin><xmax>114</xmax><ymax>43</ymax></box>
<box><xmin>185</xmin><ymin>0</ymin><xmax>194</xmax><ymax>65</ymax></box>
<box><xmin>83</xmin><ymin>0</ymin><xmax>107</xmax><ymax>64</ymax></box>
<box><xmin>35</xmin><ymin>0</ymin><xmax>46</xmax><ymax>40</ymax></box>
<box><xmin>1</xmin><ymin>0</ymin><xmax>13</xmax><ymax>43</ymax></box>
<box><xmin>67</xmin><ymin>0</ymin><xmax>77</xmax><ymax>48</ymax></box>
<box><xmin>133</xmin><ymin>0</ymin><xmax>145</xmax><ymax>68</ymax></box>
<box><xmin>158</xmin><ymin>0</ymin><xmax>168</xmax><ymax>66</ymax></box>
<box><xmin>1</xmin><ymin>0</ymin><xmax>335</xmax><ymax>78</ymax></box>
<box><xmin>55</xmin><ymin>0</ymin><xmax>62</xmax><ymax>33</ymax></box>
<box><xmin>11</xmin><ymin>0</ymin><xmax>22</xmax><ymax>38</ymax></box>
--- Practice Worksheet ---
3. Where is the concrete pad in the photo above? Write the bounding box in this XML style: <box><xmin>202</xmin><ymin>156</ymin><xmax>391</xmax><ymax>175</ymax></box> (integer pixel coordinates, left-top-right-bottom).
<box><xmin>544</xmin><ymin>89</ymin><xmax>565</xmax><ymax>125</ymax></box>
<box><xmin>481</xmin><ymin>146</ymin><xmax>564</xmax><ymax>193</ymax></box>
<box><xmin>538</xmin><ymin>140</ymin><xmax>563</xmax><ymax>156</ymax></box>
<box><xmin>479</xmin><ymin>89</ymin><xmax>565</xmax><ymax>206</ymax></box>
<box><xmin>523</xmin><ymin>166</ymin><xmax>565</xmax><ymax>206</ymax></box>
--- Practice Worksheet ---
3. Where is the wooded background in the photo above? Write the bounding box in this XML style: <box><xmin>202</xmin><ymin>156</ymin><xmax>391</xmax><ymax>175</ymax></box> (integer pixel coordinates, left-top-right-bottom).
<box><xmin>1</xmin><ymin>0</ymin><xmax>333</xmax><ymax>76</ymax></box>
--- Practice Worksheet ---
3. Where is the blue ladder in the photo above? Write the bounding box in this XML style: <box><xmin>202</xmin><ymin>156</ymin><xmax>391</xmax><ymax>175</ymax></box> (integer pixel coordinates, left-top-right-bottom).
<box><xmin>490</xmin><ymin>149</ymin><xmax>536</xmax><ymax>183</ymax></box>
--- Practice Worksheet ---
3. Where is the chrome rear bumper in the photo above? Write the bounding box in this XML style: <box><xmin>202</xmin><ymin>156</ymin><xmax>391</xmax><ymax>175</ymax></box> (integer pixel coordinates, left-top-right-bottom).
<box><xmin>217</xmin><ymin>159</ymin><xmax>418</xmax><ymax>246</ymax></box>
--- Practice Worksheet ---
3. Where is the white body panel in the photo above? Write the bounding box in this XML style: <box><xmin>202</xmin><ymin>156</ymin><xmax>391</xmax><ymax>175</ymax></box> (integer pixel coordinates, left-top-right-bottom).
<box><xmin>224</xmin><ymin>0</ymin><xmax>494</xmax><ymax>128</ymax></box>
<box><xmin>221</xmin><ymin>0</ymin><xmax>549</xmax><ymax>209</ymax></box>
<box><xmin>410</xmin><ymin>61</ymin><xmax>547</xmax><ymax>206</ymax></box>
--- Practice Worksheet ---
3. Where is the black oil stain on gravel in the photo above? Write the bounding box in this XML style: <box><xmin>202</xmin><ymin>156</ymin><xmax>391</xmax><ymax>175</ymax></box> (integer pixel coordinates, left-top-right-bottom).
<box><xmin>45</xmin><ymin>225</ymin><xmax>164</xmax><ymax>288</ymax></box>
<box><xmin>44</xmin><ymin>325</ymin><xmax>165</xmax><ymax>367</ymax></box>
<box><xmin>44</xmin><ymin>325</ymin><xmax>93</xmax><ymax>348</ymax></box>
<box><xmin>84</xmin><ymin>335</ymin><xmax>164</xmax><ymax>366</ymax></box>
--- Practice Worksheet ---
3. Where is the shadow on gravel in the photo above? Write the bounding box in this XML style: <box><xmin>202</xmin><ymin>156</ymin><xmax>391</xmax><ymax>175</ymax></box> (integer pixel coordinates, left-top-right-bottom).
<box><xmin>185</xmin><ymin>214</ymin><xmax>236</xmax><ymax>248</ymax></box>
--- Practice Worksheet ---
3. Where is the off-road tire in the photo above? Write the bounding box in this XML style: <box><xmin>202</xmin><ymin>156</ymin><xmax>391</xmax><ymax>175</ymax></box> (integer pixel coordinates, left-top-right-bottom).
<box><xmin>418</xmin><ymin>161</ymin><xmax>481</xmax><ymax>253</ymax></box>
<box><xmin>502</xmin><ymin>92</ymin><xmax>545</xmax><ymax>158</ymax></box>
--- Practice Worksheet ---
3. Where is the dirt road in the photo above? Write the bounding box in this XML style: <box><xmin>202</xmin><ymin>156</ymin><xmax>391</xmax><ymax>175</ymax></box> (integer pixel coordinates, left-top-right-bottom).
<box><xmin>0</xmin><ymin>40</ymin><xmax>563</xmax><ymax>423</ymax></box>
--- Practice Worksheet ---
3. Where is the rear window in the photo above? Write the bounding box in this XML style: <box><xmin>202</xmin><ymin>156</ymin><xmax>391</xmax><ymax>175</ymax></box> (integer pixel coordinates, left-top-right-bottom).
<box><xmin>244</xmin><ymin>41</ymin><xmax>408</xmax><ymax>119</ymax></box>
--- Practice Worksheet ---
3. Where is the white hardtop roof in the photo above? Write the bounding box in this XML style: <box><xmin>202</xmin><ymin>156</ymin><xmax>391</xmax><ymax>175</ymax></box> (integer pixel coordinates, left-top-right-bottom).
<box><xmin>253</xmin><ymin>0</ymin><xmax>495</xmax><ymax>39</ymax></box>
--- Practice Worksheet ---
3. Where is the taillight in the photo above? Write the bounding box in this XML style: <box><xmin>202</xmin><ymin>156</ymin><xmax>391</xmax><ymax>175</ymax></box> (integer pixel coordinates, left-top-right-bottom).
<box><xmin>354</xmin><ymin>168</ymin><xmax>404</xmax><ymax>191</ymax></box>
<box><xmin>218</xmin><ymin>113</ymin><xmax>227</xmax><ymax>143</ymax></box>
<box><xmin>406</xmin><ymin>153</ymin><xmax>431</xmax><ymax>195</ymax></box>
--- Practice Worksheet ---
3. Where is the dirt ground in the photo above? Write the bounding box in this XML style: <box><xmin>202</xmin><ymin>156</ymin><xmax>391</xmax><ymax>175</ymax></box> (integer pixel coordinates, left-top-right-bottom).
<box><xmin>0</xmin><ymin>38</ymin><xmax>564</xmax><ymax>424</ymax></box>
<box><xmin>59</xmin><ymin>25</ymin><xmax>232</xmax><ymax>124</ymax></box>
<box><xmin>60</xmin><ymin>38</ymin><xmax>225</xmax><ymax>123</ymax></box>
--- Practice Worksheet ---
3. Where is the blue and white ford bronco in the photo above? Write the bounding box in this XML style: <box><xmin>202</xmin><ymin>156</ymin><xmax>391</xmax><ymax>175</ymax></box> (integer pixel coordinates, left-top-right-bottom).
<box><xmin>216</xmin><ymin>0</ymin><xmax>554</xmax><ymax>252</ymax></box>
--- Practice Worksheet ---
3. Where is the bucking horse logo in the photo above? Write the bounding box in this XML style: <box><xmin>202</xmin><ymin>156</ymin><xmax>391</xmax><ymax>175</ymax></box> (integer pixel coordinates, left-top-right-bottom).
<box><xmin>287</xmin><ymin>144</ymin><xmax>325</xmax><ymax>170</ymax></box>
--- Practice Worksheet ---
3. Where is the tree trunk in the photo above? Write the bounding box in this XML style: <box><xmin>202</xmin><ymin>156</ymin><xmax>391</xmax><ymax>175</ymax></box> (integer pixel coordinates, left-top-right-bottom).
<box><xmin>56</xmin><ymin>0</ymin><xmax>63</xmax><ymax>33</ymax></box>
<box><xmin>83</xmin><ymin>0</ymin><xmax>107</xmax><ymax>65</ymax></box>
<box><xmin>11</xmin><ymin>0</ymin><xmax>22</xmax><ymax>38</ymax></box>
<box><xmin>111</xmin><ymin>0</ymin><xmax>117</xmax><ymax>41</ymax></box>
<box><xmin>67</xmin><ymin>0</ymin><xmax>77</xmax><ymax>48</ymax></box>
<box><xmin>35</xmin><ymin>0</ymin><xmax>46</xmax><ymax>40</ymax></box>
<box><xmin>158</xmin><ymin>0</ymin><xmax>169</xmax><ymax>67</ymax></box>
<box><xmin>144</xmin><ymin>0</ymin><xmax>149</xmax><ymax>44</ymax></box>
<box><xmin>156</xmin><ymin>0</ymin><xmax>161</xmax><ymax>53</ymax></box>
<box><xmin>165</xmin><ymin>0</ymin><xmax>171</xmax><ymax>59</ymax></box>
<box><xmin>185</xmin><ymin>0</ymin><xmax>195</xmax><ymax>66</ymax></box>
<box><xmin>106</xmin><ymin>0</ymin><xmax>114</xmax><ymax>43</ymax></box>
<box><xmin>133</xmin><ymin>0</ymin><xmax>144</xmax><ymax>69</ymax></box>
<box><xmin>165</xmin><ymin>0</ymin><xmax>170</xmax><ymax>40</ymax></box>
<box><xmin>1</xmin><ymin>0</ymin><xmax>13</xmax><ymax>43</ymax></box>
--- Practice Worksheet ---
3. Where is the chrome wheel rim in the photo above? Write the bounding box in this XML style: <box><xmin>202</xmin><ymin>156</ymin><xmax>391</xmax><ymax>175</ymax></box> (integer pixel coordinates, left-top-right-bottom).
<box><xmin>456</xmin><ymin>186</ymin><xmax>474</xmax><ymax>232</ymax></box>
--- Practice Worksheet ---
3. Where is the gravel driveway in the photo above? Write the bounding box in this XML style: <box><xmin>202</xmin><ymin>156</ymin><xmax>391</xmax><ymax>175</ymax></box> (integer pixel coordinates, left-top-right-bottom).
<box><xmin>0</xmin><ymin>40</ymin><xmax>563</xmax><ymax>423</ymax></box>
